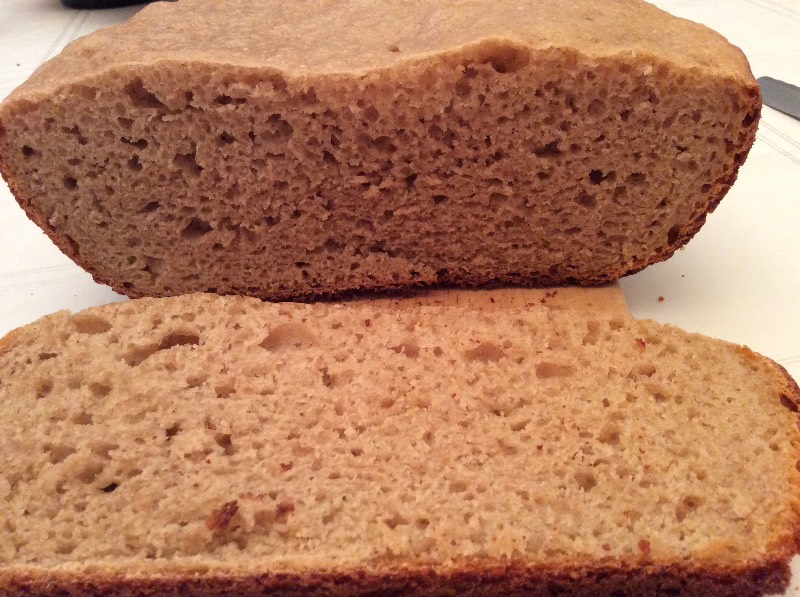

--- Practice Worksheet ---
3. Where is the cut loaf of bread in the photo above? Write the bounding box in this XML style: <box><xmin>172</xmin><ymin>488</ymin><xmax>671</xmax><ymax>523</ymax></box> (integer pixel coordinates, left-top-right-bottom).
<box><xmin>1</xmin><ymin>294</ymin><xmax>798</xmax><ymax>596</ymax></box>
<box><xmin>0</xmin><ymin>0</ymin><xmax>760</xmax><ymax>300</ymax></box>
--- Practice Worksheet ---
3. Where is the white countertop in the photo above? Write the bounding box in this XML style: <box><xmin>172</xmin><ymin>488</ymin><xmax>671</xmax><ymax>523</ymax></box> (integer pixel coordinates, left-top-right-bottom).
<box><xmin>1</xmin><ymin>1</ymin><xmax>799</xmax><ymax>593</ymax></box>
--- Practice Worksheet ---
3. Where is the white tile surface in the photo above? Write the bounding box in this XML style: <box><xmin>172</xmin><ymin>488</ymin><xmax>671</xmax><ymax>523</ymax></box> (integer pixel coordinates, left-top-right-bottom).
<box><xmin>0</xmin><ymin>1</ymin><xmax>798</xmax><ymax>593</ymax></box>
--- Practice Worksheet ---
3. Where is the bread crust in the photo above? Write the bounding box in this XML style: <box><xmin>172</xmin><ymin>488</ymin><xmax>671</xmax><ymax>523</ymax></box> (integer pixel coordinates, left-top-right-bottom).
<box><xmin>0</xmin><ymin>559</ymin><xmax>790</xmax><ymax>596</ymax></box>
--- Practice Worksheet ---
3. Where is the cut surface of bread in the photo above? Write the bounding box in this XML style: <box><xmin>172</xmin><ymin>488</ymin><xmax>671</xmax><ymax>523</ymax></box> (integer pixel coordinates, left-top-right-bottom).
<box><xmin>0</xmin><ymin>0</ymin><xmax>760</xmax><ymax>300</ymax></box>
<box><xmin>1</xmin><ymin>294</ymin><xmax>798</xmax><ymax>596</ymax></box>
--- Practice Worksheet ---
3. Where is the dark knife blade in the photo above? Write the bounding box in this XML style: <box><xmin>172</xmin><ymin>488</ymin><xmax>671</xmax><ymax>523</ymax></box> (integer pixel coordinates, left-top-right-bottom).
<box><xmin>758</xmin><ymin>76</ymin><xmax>800</xmax><ymax>121</ymax></box>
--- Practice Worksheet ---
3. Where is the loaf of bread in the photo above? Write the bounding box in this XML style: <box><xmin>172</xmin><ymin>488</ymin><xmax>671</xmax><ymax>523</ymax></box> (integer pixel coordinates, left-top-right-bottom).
<box><xmin>0</xmin><ymin>294</ymin><xmax>797</xmax><ymax>595</ymax></box>
<box><xmin>0</xmin><ymin>0</ymin><xmax>760</xmax><ymax>300</ymax></box>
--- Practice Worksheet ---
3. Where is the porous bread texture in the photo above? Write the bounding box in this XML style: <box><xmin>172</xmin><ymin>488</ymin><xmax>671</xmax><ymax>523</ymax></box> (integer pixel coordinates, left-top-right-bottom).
<box><xmin>0</xmin><ymin>0</ymin><xmax>760</xmax><ymax>300</ymax></box>
<box><xmin>0</xmin><ymin>294</ymin><xmax>798</xmax><ymax>596</ymax></box>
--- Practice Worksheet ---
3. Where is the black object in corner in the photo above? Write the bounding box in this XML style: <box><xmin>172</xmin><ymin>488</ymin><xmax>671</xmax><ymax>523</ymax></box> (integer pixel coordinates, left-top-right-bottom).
<box><xmin>61</xmin><ymin>0</ymin><xmax>152</xmax><ymax>8</ymax></box>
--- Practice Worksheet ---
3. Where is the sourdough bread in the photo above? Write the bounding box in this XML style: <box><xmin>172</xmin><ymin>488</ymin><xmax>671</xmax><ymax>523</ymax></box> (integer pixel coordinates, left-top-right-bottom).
<box><xmin>0</xmin><ymin>294</ymin><xmax>798</xmax><ymax>596</ymax></box>
<box><xmin>0</xmin><ymin>0</ymin><xmax>760</xmax><ymax>300</ymax></box>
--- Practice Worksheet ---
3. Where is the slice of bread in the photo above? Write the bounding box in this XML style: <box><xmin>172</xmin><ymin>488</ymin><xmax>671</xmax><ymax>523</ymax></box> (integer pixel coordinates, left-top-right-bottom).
<box><xmin>0</xmin><ymin>294</ymin><xmax>797</xmax><ymax>596</ymax></box>
<box><xmin>0</xmin><ymin>0</ymin><xmax>760</xmax><ymax>300</ymax></box>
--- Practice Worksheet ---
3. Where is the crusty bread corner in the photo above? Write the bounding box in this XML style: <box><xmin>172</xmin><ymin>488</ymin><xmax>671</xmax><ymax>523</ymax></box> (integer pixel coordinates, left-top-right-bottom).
<box><xmin>0</xmin><ymin>294</ymin><xmax>798</xmax><ymax>596</ymax></box>
<box><xmin>0</xmin><ymin>0</ymin><xmax>760</xmax><ymax>300</ymax></box>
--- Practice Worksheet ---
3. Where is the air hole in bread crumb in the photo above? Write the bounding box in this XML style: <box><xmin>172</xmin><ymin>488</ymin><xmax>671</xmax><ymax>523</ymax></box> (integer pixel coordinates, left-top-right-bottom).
<box><xmin>449</xmin><ymin>481</ymin><xmax>468</xmax><ymax>493</ymax></box>
<box><xmin>260</xmin><ymin>323</ymin><xmax>315</xmax><ymax>351</ymax></box>
<box><xmin>582</xmin><ymin>321</ymin><xmax>600</xmax><ymax>345</ymax></box>
<box><xmin>433</xmin><ymin>194</ymin><xmax>448</xmax><ymax>205</ymax></box>
<box><xmin>465</xmin><ymin>342</ymin><xmax>506</xmax><ymax>363</ymax></box>
<box><xmin>127</xmin><ymin>155</ymin><xmax>143</xmax><ymax>171</ymax></box>
<box><xmin>159</xmin><ymin>332</ymin><xmax>200</xmax><ymax>350</ymax></box>
<box><xmin>101</xmin><ymin>482</ymin><xmax>118</xmax><ymax>493</ymax></box>
<box><xmin>574</xmin><ymin>470</ymin><xmax>597</xmax><ymax>491</ymax></box>
<box><xmin>46</xmin><ymin>443</ymin><xmax>76</xmax><ymax>464</ymax></box>
<box><xmin>215</xmin><ymin>94</ymin><xmax>246</xmax><ymax>106</ymax></box>
<box><xmin>215</xmin><ymin>383</ymin><xmax>235</xmax><ymax>399</ymax></box>
<box><xmin>144</xmin><ymin>257</ymin><xmax>165</xmax><ymax>277</ymax></box>
<box><xmin>72</xmin><ymin>411</ymin><xmax>93</xmax><ymax>425</ymax></box>
<box><xmin>390</xmin><ymin>340</ymin><xmax>420</xmax><ymax>358</ymax></box>
<box><xmin>742</xmin><ymin>110</ymin><xmax>758</xmax><ymax>127</ymax></box>
<box><xmin>666</xmin><ymin>225</ymin><xmax>681</xmax><ymax>245</ymax></box>
<box><xmin>534</xmin><ymin>140</ymin><xmax>561</xmax><ymax>158</ymax></box>
<box><xmin>214</xmin><ymin>433</ymin><xmax>235</xmax><ymax>455</ymax></box>
<box><xmin>91</xmin><ymin>441</ymin><xmax>117</xmax><ymax>459</ymax></box>
<box><xmin>140</xmin><ymin>201</ymin><xmax>160</xmax><ymax>213</ymax></box>
<box><xmin>588</xmin><ymin>99</ymin><xmax>605</xmax><ymax>116</ymax></box>
<box><xmin>510</xmin><ymin>418</ymin><xmax>530</xmax><ymax>432</ymax></box>
<box><xmin>219</xmin><ymin>131</ymin><xmax>235</xmax><ymax>144</ymax></box>
<box><xmin>54</xmin><ymin>542</ymin><xmax>77</xmax><ymax>556</ymax></box>
<box><xmin>387</xmin><ymin>43</ymin><xmax>400</xmax><ymax>52</ymax></box>
<box><xmin>589</xmin><ymin>170</ymin><xmax>611</xmax><ymax>184</ymax></box>
<box><xmin>121</xmin><ymin>137</ymin><xmax>148</xmax><ymax>150</ymax></box>
<box><xmin>123</xmin><ymin>332</ymin><xmax>199</xmax><ymax>366</ymax></box>
<box><xmin>384</xmin><ymin>513</ymin><xmax>409</xmax><ymax>529</ymax></box>
<box><xmin>38</xmin><ymin>352</ymin><xmax>57</xmax><ymax>361</ymax></box>
<box><xmin>360</xmin><ymin>105</ymin><xmax>380</xmax><ymax>123</ymax></box>
<box><xmin>535</xmin><ymin>362</ymin><xmax>576</xmax><ymax>379</ymax></box>
<box><xmin>21</xmin><ymin>145</ymin><xmax>38</xmax><ymax>158</ymax></box>
<box><xmin>173</xmin><ymin>150</ymin><xmax>202</xmax><ymax>176</ymax></box>
<box><xmin>676</xmin><ymin>495</ymin><xmax>702</xmax><ymax>522</ymax></box>
<box><xmin>77</xmin><ymin>461</ymin><xmax>104</xmax><ymax>484</ymax></box>
<box><xmin>320</xmin><ymin>367</ymin><xmax>334</xmax><ymax>388</ymax></box>
<box><xmin>482</xmin><ymin>46</ymin><xmax>530</xmax><ymax>73</ymax></box>
<box><xmin>627</xmin><ymin>172</ymin><xmax>646</xmax><ymax>185</ymax></box>
<box><xmin>498</xmin><ymin>439</ymin><xmax>518</xmax><ymax>455</ymax></box>
<box><xmin>645</xmin><ymin>383</ymin><xmax>669</xmax><ymax>403</ymax></box>
<box><xmin>124</xmin><ymin>78</ymin><xmax>168</xmax><ymax>110</ymax></box>
<box><xmin>598</xmin><ymin>424</ymin><xmax>621</xmax><ymax>445</ymax></box>
<box><xmin>263</xmin><ymin>114</ymin><xmax>294</xmax><ymax>144</ymax></box>
<box><xmin>165</xmin><ymin>423</ymin><xmax>181</xmax><ymax>439</ymax></box>
<box><xmin>182</xmin><ymin>218</ymin><xmax>212</xmax><ymax>239</ymax></box>
<box><xmin>635</xmin><ymin>363</ymin><xmax>657</xmax><ymax>377</ymax></box>
<box><xmin>63</xmin><ymin>176</ymin><xmax>78</xmax><ymax>190</ymax></box>
<box><xmin>71</xmin><ymin>313</ymin><xmax>112</xmax><ymax>336</ymax></box>
<box><xmin>35</xmin><ymin>379</ymin><xmax>53</xmax><ymax>399</ymax></box>
<box><xmin>372</xmin><ymin>136</ymin><xmax>396</xmax><ymax>154</ymax></box>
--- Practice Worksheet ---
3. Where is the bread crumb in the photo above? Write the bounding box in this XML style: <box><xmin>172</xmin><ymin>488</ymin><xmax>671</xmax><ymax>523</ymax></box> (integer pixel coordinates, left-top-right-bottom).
<box><xmin>657</xmin><ymin>296</ymin><xmax>665</xmax><ymax>302</ymax></box>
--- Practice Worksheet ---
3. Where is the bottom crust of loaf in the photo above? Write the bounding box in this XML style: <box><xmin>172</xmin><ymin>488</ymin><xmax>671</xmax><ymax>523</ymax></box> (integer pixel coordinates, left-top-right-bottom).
<box><xmin>0</xmin><ymin>559</ymin><xmax>791</xmax><ymax>597</ymax></box>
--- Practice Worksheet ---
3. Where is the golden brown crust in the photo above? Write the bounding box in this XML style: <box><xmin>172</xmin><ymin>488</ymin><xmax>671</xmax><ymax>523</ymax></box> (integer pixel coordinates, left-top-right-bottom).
<box><xmin>0</xmin><ymin>559</ymin><xmax>790</xmax><ymax>596</ymax></box>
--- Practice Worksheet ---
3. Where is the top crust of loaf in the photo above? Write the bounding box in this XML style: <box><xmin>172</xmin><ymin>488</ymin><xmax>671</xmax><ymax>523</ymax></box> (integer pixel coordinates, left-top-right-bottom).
<box><xmin>7</xmin><ymin>0</ymin><xmax>753</xmax><ymax>100</ymax></box>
